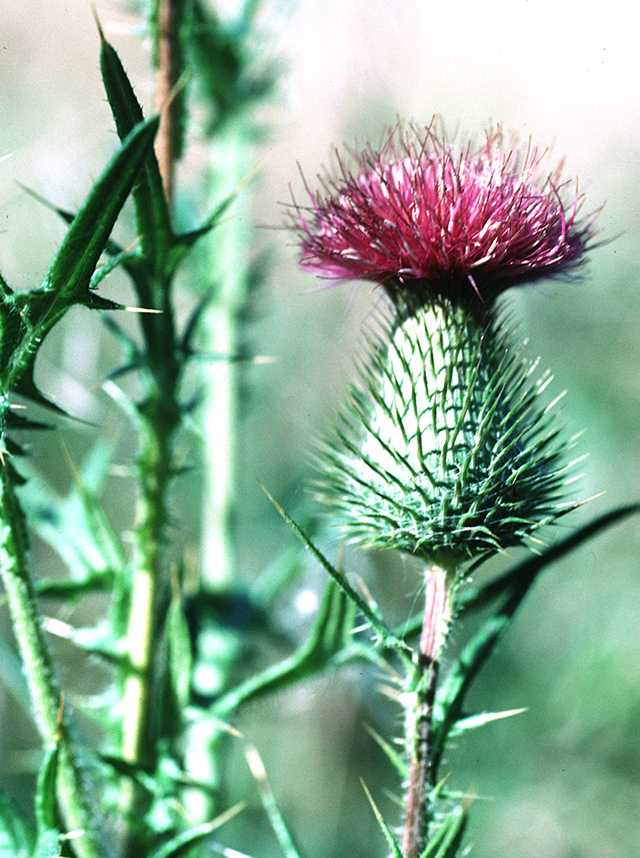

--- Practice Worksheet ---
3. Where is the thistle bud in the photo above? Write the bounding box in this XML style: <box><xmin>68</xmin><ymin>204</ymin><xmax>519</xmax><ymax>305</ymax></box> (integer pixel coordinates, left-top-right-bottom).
<box><xmin>292</xmin><ymin>121</ymin><xmax>596</xmax><ymax>567</ymax></box>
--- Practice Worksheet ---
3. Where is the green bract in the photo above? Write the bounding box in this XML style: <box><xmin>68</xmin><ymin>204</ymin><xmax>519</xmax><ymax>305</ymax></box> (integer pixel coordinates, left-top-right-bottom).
<box><xmin>318</xmin><ymin>298</ymin><xmax>578</xmax><ymax>564</ymax></box>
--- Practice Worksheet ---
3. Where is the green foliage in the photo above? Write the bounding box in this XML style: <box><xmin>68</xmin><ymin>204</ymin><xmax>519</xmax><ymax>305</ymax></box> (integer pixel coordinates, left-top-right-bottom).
<box><xmin>0</xmin><ymin>793</ymin><xmax>32</xmax><ymax>858</ymax></box>
<box><xmin>186</xmin><ymin>0</ymin><xmax>278</xmax><ymax>133</ymax></box>
<box><xmin>318</xmin><ymin>298</ymin><xmax>580</xmax><ymax>563</ymax></box>
<box><xmin>361</xmin><ymin>780</ymin><xmax>403</xmax><ymax>857</ymax></box>
<box><xmin>213</xmin><ymin>576</ymin><xmax>357</xmax><ymax>718</ymax></box>
<box><xmin>0</xmin><ymin>114</ymin><xmax>158</xmax><ymax>428</ymax></box>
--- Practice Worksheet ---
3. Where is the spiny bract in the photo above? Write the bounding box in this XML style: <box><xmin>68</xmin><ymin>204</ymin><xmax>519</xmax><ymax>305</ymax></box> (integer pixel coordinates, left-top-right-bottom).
<box><xmin>316</xmin><ymin>300</ymin><xmax>581</xmax><ymax>564</ymax></box>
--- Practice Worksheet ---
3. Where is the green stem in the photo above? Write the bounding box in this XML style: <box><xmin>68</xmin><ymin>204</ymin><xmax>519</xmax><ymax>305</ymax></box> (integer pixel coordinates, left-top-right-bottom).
<box><xmin>184</xmin><ymin>119</ymin><xmax>253</xmax><ymax>821</ymax></box>
<box><xmin>402</xmin><ymin>564</ymin><xmax>452</xmax><ymax>858</ymax></box>
<box><xmin>0</xmin><ymin>467</ymin><xmax>103</xmax><ymax>858</ymax></box>
<box><xmin>120</xmin><ymin>405</ymin><xmax>177</xmax><ymax>851</ymax></box>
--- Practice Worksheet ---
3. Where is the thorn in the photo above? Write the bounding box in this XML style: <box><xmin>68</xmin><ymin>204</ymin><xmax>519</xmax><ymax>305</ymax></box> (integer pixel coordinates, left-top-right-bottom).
<box><xmin>123</xmin><ymin>305</ymin><xmax>163</xmax><ymax>314</ymax></box>
<box><xmin>91</xmin><ymin>4</ymin><xmax>106</xmax><ymax>42</ymax></box>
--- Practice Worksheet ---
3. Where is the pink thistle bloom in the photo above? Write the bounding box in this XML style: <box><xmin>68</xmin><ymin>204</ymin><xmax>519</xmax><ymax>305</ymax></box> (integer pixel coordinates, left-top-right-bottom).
<box><xmin>291</xmin><ymin>122</ymin><xmax>597</xmax><ymax>301</ymax></box>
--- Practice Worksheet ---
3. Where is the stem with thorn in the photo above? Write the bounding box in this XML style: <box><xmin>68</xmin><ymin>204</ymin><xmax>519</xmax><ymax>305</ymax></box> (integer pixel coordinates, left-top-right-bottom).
<box><xmin>0</xmin><ymin>468</ymin><xmax>103</xmax><ymax>858</ymax></box>
<box><xmin>155</xmin><ymin>0</ymin><xmax>178</xmax><ymax>203</ymax></box>
<box><xmin>119</xmin><ymin>1</ymin><xmax>181</xmax><ymax>847</ymax></box>
<box><xmin>402</xmin><ymin>565</ymin><xmax>452</xmax><ymax>858</ymax></box>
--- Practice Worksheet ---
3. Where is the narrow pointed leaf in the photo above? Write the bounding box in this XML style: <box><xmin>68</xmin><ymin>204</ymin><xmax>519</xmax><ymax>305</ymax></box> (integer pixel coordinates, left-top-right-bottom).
<box><xmin>420</xmin><ymin>805</ymin><xmax>467</xmax><ymax>858</ymax></box>
<box><xmin>2</xmin><ymin>115</ymin><xmax>159</xmax><ymax>405</ymax></box>
<box><xmin>366</xmin><ymin>725</ymin><xmax>407</xmax><ymax>779</ymax></box>
<box><xmin>450</xmin><ymin>708</ymin><xmax>527</xmax><ymax>736</ymax></box>
<box><xmin>458</xmin><ymin>502</ymin><xmax>640</xmax><ymax>616</ymax></box>
<box><xmin>398</xmin><ymin>503</ymin><xmax>640</xmax><ymax>643</ymax></box>
<box><xmin>361</xmin><ymin>780</ymin><xmax>402</xmax><ymax>858</ymax></box>
<box><xmin>246</xmin><ymin>746</ymin><xmax>303</xmax><ymax>858</ymax></box>
<box><xmin>35</xmin><ymin>744</ymin><xmax>59</xmax><ymax>835</ymax></box>
<box><xmin>99</xmin><ymin>31</ymin><xmax>171</xmax><ymax>272</ymax></box>
<box><xmin>147</xmin><ymin>803</ymin><xmax>245</xmax><ymax>858</ymax></box>
<box><xmin>213</xmin><ymin>578</ymin><xmax>355</xmax><ymax>718</ymax></box>
<box><xmin>261</xmin><ymin>484</ymin><xmax>407</xmax><ymax>654</ymax></box>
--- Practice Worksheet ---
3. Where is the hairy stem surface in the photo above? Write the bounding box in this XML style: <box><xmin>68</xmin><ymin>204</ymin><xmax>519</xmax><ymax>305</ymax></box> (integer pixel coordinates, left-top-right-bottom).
<box><xmin>0</xmin><ymin>468</ymin><xmax>102</xmax><ymax>858</ymax></box>
<box><xmin>402</xmin><ymin>564</ymin><xmax>452</xmax><ymax>858</ymax></box>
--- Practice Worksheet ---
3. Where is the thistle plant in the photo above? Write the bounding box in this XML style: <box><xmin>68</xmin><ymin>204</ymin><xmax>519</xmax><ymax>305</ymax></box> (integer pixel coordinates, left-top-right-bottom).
<box><xmin>0</xmin><ymin>5</ymin><xmax>638</xmax><ymax>858</ymax></box>
<box><xmin>286</xmin><ymin>122</ymin><xmax>623</xmax><ymax>856</ymax></box>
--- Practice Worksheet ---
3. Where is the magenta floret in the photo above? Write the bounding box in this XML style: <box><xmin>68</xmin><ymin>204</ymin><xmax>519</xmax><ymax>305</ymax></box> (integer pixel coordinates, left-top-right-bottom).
<box><xmin>292</xmin><ymin>123</ymin><xmax>596</xmax><ymax>299</ymax></box>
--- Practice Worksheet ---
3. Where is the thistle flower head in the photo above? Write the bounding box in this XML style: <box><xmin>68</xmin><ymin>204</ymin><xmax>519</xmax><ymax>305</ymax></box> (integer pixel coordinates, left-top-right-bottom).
<box><xmin>292</xmin><ymin>121</ymin><xmax>596</xmax><ymax>302</ymax></box>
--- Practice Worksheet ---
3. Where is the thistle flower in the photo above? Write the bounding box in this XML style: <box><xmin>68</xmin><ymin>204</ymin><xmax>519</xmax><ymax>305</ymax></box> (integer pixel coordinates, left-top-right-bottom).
<box><xmin>293</xmin><ymin>121</ymin><xmax>595</xmax><ymax>565</ymax></box>
<box><xmin>293</xmin><ymin>122</ymin><xmax>595</xmax><ymax>303</ymax></box>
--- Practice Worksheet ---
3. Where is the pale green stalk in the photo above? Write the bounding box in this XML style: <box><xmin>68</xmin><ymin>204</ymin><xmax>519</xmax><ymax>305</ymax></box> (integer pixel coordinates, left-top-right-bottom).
<box><xmin>0</xmin><ymin>468</ymin><xmax>103</xmax><ymax>858</ymax></box>
<box><xmin>185</xmin><ymin>117</ymin><xmax>254</xmax><ymax>822</ymax></box>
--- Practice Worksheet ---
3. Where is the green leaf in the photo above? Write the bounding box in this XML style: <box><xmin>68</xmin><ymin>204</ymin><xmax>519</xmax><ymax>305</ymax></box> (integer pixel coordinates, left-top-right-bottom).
<box><xmin>21</xmin><ymin>444</ymin><xmax>125</xmax><ymax>582</ymax></box>
<box><xmin>360</xmin><ymin>780</ymin><xmax>402</xmax><ymax>858</ymax></box>
<box><xmin>213</xmin><ymin>577</ymin><xmax>355</xmax><ymax>718</ymax></box>
<box><xmin>245</xmin><ymin>746</ymin><xmax>303</xmax><ymax>858</ymax></box>
<box><xmin>366</xmin><ymin>725</ymin><xmax>407</xmax><ymax>779</ymax></box>
<box><xmin>0</xmin><ymin>114</ymin><xmax>159</xmax><ymax>410</ymax></box>
<box><xmin>458</xmin><ymin>502</ymin><xmax>640</xmax><ymax>616</ymax></box>
<box><xmin>433</xmin><ymin>587</ymin><xmax>542</xmax><ymax>775</ymax></box>
<box><xmin>0</xmin><ymin>792</ymin><xmax>32</xmax><ymax>857</ymax></box>
<box><xmin>398</xmin><ymin>503</ymin><xmax>640</xmax><ymax>643</ymax></box>
<box><xmin>167</xmin><ymin>586</ymin><xmax>193</xmax><ymax>710</ymax></box>
<box><xmin>261</xmin><ymin>483</ymin><xmax>408</xmax><ymax>655</ymax></box>
<box><xmin>32</xmin><ymin>743</ymin><xmax>63</xmax><ymax>858</ymax></box>
<box><xmin>98</xmin><ymin>27</ymin><xmax>172</xmax><ymax>274</ymax></box>
<box><xmin>35</xmin><ymin>744</ymin><xmax>59</xmax><ymax>834</ymax></box>
<box><xmin>147</xmin><ymin>802</ymin><xmax>245</xmax><ymax>858</ymax></box>
<box><xmin>420</xmin><ymin>805</ymin><xmax>467</xmax><ymax>858</ymax></box>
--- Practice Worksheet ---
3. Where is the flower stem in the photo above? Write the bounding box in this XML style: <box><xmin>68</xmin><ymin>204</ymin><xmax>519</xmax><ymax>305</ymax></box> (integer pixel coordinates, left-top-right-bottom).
<box><xmin>402</xmin><ymin>564</ymin><xmax>452</xmax><ymax>858</ymax></box>
<box><xmin>155</xmin><ymin>0</ymin><xmax>178</xmax><ymax>204</ymax></box>
<box><xmin>120</xmin><ymin>399</ymin><xmax>178</xmax><ymax>853</ymax></box>
<box><xmin>0</xmin><ymin>467</ymin><xmax>102</xmax><ymax>858</ymax></box>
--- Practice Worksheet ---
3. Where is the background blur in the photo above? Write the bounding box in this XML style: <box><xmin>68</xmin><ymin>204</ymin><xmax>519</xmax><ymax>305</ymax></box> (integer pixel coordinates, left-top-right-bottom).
<box><xmin>1</xmin><ymin>2</ymin><xmax>639</xmax><ymax>856</ymax></box>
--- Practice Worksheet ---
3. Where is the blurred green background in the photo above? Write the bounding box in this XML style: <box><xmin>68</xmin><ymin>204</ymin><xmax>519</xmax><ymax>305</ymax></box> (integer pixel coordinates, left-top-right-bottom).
<box><xmin>1</xmin><ymin>2</ymin><xmax>639</xmax><ymax>856</ymax></box>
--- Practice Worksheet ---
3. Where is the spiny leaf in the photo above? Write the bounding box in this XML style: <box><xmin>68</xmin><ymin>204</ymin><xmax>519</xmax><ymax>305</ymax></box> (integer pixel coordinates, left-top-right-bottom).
<box><xmin>212</xmin><ymin>577</ymin><xmax>356</xmax><ymax>718</ymax></box>
<box><xmin>261</xmin><ymin>483</ymin><xmax>408</xmax><ymax>655</ymax></box>
<box><xmin>420</xmin><ymin>805</ymin><xmax>467</xmax><ymax>858</ymax></box>
<box><xmin>0</xmin><ymin>115</ymin><xmax>159</xmax><ymax>412</ymax></box>
<box><xmin>245</xmin><ymin>746</ymin><xmax>303</xmax><ymax>858</ymax></box>
<box><xmin>98</xmin><ymin>27</ymin><xmax>172</xmax><ymax>274</ymax></box>
<box><xmin>366</xmin><ymin>725</ymin><xmax>407</xmax><ymax>779</ymax></box>
<box><xmin>147</xmin><ymin>803</ymin><xmax>245</xmax><ymax>858</ymax></box>
<box><xmin>187</xmin><ymin>0</ymin><xmax>278</xmax><ymax>133</ymax></box>
<box><xmin>360</xmin><ymin>780</ymin><xmax>402</xmax><ymax>858</ymax></box>
<box><xmin>458</xmin><ymin>501</ymin><xmax>640</xmax><ymax>615</ymax></box>
<box><xmin>432</xmin><ymin>567</ymin><xmax>556</xmax><ymax>774</ymax></box>
<box><xmin>398</xmin><ymin>502</ymin><xmax>640</xmax><ymax>642</ymax></box>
